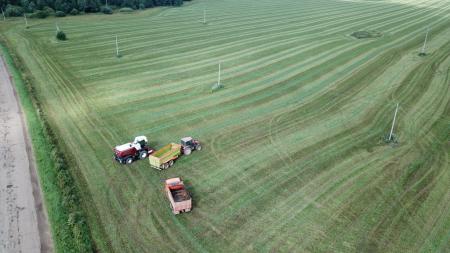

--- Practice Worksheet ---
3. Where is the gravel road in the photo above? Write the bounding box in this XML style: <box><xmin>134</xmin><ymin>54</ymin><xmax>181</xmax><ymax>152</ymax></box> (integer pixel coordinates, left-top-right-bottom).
<box><xmin>0</xmin><ymin>56</ymin><xmax>53</xmax><ymax>253</ymax></box>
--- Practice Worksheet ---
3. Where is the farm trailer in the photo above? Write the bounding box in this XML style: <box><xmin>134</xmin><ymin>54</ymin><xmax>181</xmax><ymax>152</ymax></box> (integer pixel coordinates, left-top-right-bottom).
<box><xmin>165</xmin><ymin>177</ymin><xmax>192</xmax><ymax>214</ymax></box>
<box><xmin>149</xmin><ymin>143</ymin><xmax>182</xmax><ymax>170</ymax></box>
<box><xmin>148</xmin><ymin>137</ymin><xmax>202</xmax><ymax>170</ymax></box>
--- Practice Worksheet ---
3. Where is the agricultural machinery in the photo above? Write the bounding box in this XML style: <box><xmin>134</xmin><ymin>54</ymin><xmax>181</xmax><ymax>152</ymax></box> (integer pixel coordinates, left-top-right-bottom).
<box><xmin>165</xmin><ymin>177</ymin><xmax>192</xmax><ymax>214</ymax></box>
<box><xmin>149</xmin><ymin>137</ymin><xmax>202</xmax><ymax>170</ymax></box>
<box><xmin>114</xmin><ymin>136</ymin><xmax>154</xmax><ymax>164</ymax></box>
<box><xmin>180</xmin><ymin>137</ymin><xmax>202</xmax><ymax>155</ymax></box>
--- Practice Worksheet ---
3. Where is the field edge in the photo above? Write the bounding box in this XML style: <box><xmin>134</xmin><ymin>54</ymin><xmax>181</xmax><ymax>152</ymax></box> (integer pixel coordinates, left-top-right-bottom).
<box><xmin>0</xmin><ymin>40</ymin><xmax>96</xmax><ymax>253</ymax></box>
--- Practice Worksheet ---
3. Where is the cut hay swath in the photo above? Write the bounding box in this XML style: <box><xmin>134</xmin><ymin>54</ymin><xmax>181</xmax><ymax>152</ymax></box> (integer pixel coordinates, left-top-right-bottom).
<box><xmin>1</xmin><ymin>0</ymin><xmax>450</xmax><ymax>252</ymax></box>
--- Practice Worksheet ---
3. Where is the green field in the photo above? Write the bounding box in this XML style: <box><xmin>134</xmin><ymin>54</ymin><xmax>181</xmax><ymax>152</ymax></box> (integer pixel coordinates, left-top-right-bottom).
<box><xmin>2</xmin><ymin>0</ymin><xmax>450</xmax><ymax>252</ymax></box>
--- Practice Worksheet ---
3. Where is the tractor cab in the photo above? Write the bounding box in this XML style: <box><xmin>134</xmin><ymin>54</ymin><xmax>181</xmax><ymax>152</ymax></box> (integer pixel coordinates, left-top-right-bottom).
<box><xmin>180</xmin><ymin>137</ymin><xmax>202</xmax><ymax>155</ymax></box>
<box><xmin>181</xmin><ymin>137</ymin><xmax>194</xmax><ymax>147</ymax></box>
<box><xmin>133</xmin><ymin>136</ymin><xmax>148</xmax><ymax>150</ymax></box>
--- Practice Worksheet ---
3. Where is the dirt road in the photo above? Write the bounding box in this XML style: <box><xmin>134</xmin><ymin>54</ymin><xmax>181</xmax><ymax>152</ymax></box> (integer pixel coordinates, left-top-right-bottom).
<box><xmin>0</xmin><ymin>56</ymin><xmax>53</xmax><ymax>252</ymax></box>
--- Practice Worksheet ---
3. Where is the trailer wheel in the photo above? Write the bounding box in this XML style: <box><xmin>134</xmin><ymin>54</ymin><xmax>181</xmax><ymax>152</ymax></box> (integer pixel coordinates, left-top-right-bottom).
<box><xmin>163</xmin><ymin>163</ymin><xmax>169</xmax><ymax>170</ymax></box>
<box><xmin>139</xmin><ymin>150</ymin><xmax>147</xmax><ymax>159</ymax></box>
<box><xmin>168</xmin><ymin>160</ymin><xmax>174</xmax><ymax>167</ymax></box>
<box><xmin>184</xmin><ymin>148</ymin><xmax>192</xmax><ymax>155</ymax></box>
<box><xmin>126</xmin><ymin>157</ymin><xmax>133</xmax><ymax>164</ymax></box>
<box><xmin>196</xmin><ymin>145</ymin><xmax>202</xmax><ymax>151</ymax></box>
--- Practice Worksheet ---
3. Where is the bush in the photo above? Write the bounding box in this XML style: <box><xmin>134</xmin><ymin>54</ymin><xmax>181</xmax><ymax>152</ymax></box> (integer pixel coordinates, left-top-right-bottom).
<box><xmin>211</xmin><ymin>82</ymin><xmax>224</xmax><ymax>92</ymax></box>
<box><xmin>55</xmin><ymin>11</ymin><xmax>66</xmax><ymax>17</ymax></box>
<box><xmin>119</xmin><ymin>7</ymin><xmax>133</xmax><ymax>13</ymax></box>
<box><xmin>29</xmin><ymin>10</ymin><xmax>49</xmax><ymax>19</ymax></box>
<box><xmin>56</xmin><ymin>31</ymin><xmax>67</xmax><ymax>41</ymax></box>
<box><xmin>69</xmin><ymin>8</ymin><xmax>79</xmax><ymax>15</ymax></box>
<box><xmin>172</xmin><ymin>0</ymin><xmax>183</xmax><ymax>6</ymax></box>
<box><xmin>351</xmin><ymin>30</ymin><xmax>382</xmax><ymax>39</ymax></box>
<box><xmin>5</xmin><ymin>4</ymin><xmax>24</xmax><ymax>17</ymax></box>
<box><xmin>42</xmin><ymin>6</ymin><xmax>55</xmax><ymax>16</ymax></box>
<box><xmin>101</xmin><ymin>6</ymin><xmax>113</xmax><ymax>14</ymax></box>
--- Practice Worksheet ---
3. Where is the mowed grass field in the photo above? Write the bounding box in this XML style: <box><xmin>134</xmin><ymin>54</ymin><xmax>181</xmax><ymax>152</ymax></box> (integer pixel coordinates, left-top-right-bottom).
<box><xmin>2</xmin><ymin>0</ymin><xmax>450</xmax><ymax>252</ymax></box>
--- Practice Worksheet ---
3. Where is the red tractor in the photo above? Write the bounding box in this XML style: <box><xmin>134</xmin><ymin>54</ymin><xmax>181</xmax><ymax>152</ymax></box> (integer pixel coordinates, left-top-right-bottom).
<box><xmin>180</xmin><ymin>137</ymin><xmax>202</xmax><ymax>155</ymax></box>
<box><xmin>114</xmin><ymin>136</ymin><xmax>154</xmax><ymax>164</ymax></box>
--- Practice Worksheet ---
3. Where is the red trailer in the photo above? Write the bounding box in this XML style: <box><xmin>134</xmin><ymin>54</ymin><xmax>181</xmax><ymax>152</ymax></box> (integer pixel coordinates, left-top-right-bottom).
<box><xmin>164</xmin><ymin>178</ymin><xmax>192</xmax><ymax>214</ymax></box>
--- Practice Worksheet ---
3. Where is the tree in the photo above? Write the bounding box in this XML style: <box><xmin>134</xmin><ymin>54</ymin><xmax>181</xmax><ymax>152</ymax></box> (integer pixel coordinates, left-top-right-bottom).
<box><xmin>27</xmin><ymin>1</ymin><xmax>35</xmax><ymax>12</ymax></box>
<box><xmin>2</xmin><ymin>0</ymin><xmax>184</xmax><ymax>14</ymax></box>
<box><xmin>84</xmin><ymin>0</ymin><xmax>99</xmax><ymax>12</ymax></box>
<box><xmin>100</xmin><ymin>5</ymin><xmax>111</xmax><ymax>14</ymax></box>
<box><xmin>36</xmin><ymin>0</ymin><xmax>47</xmax><ymax>9</ymax></box>
<box><xmin>76</xmin><ymin>0</ymin><xmax>86</xmax><ymax>11</ymax></box>
<box><xmin>5</xmin><ymin>4</ymin><xmax>23</xmax><ymax>16</ymax></box>
<box><xmin>20</xmin><ymin>0</ymin><xmax>29</xmax><ymax>11</ymax></box>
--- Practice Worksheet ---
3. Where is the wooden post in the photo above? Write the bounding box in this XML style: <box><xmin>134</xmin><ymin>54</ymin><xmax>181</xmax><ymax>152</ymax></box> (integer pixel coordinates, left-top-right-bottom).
<box><xmin>1</xmin><ymin>8</ymin><xmax>5</xmax><ymax>21</ymax></box>
<box><xmin>388</xmin><ymin>103</ymin><xmax>399</xmax><ymax>141</ymax></box>
<box><xmin>106</xmin><ymin>0</ymin><xmax>108</xmax><ymax>7</ymax></box>
<box><xmin>56</xmin><ymin>23</ymin><xmax>60</xmax><ymax>33</ymax></box>
<box><xmin>115</xmin><ymin>35</ymin><xmax>119</xmax><ymax>57</ymax></box>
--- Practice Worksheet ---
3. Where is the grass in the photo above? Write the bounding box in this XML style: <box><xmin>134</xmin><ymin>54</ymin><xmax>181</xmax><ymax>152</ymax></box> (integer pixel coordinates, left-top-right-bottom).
<box><xmin>0</xmin><ymin>44</ymin><xmax>92</xmax><ymax>252</ymax></box>
<box><xmin>1</xmin><ymin>0</ymin><xmax>450</xmax><ymax>252</ymax></box>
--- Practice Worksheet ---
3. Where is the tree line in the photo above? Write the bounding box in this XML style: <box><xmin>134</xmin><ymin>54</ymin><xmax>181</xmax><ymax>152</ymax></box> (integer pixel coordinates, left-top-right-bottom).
<box><xmin>1</xmin><ymin>0</ymin><xmax>190</xmax><ymax>17</ymax></box>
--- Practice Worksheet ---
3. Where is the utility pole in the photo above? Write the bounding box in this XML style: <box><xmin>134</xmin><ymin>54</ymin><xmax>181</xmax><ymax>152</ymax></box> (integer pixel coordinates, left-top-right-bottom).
<box><xmin>419</xmin><ymin>27</ymin><xmax>429</xmax><ymax>56</ymax></box>
<box><xmin>388</xmin><ymin>103</ymin><xmax>399</xmax><ymax>142</ymax></box>
<box><xmin>217</xmin><ymin>62</ymin><xmax>221</xmax><ymax>86</ymax></box>
<box><xmin>1</xmin><ymin>8</ymin><xmax>5</xmax><ymax>21</ymax></box>
<box><xmin>24</xmin><ymin>14</ymin><xmax>28</xmax><ymax>27</ymax></box>
<box><xmin>203</xmin><ymin>9</ymin><xmax>206</xmax><ymax>24</ymax></box>
<box><xmin>106</xmin><ymin>0</ymin><xmax>108</xmax><ymax>7</ymax></box>
<box><xmin>115</xmin><ymin>35</ymin><xmax>120</xmax><ymax>57</ymax></box>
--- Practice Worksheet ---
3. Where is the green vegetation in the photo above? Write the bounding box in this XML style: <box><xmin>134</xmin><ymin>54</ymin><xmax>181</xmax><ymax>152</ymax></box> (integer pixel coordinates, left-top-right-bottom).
<box><xmin>119</xmin><ymin>7</ymin><xmax>134</xmax><ymax>12</ymax></box>
<box><xmin>5</xmin><ymin>4</ymin><xmax>24</xmax><ymax>16</ymax></box>
<box><xmin>1</xmin><ymin>0</ymin><xmax>185</xmax><ymax>17</ymax></box>
<box><xmin>69</xmin><ymin>8</ymin><xmax>79</xmax><ymax>15</ymax></box>
<box><xmin>351</xmin><ymin>30</ymin><xmax>383</xmax><ymax>39</ymax></box>
<box><xmin>101</xmin><ymin>5</ymin><xmax>113</xmax><ymax>14</ymax></box>
<box><xmin>1</xmin><ymin>0</ymin><xmax>450</xmax><ymax>252</ymax></box>
<box><xmin>0</xmin><ymin>44</ymin><xmax>94</xmax><ymax>252</ymax></box>
<box><xmin>56</xmin><ymin>30</ymin><xmax>66</xmax><ymax>40</ymax></box>
<box><xmin>211</xmin><ymin>82</ymin><xmax>224</xmax><ymax>92</ymax></box>
<box><xmin>55</xmin><ymin>10</ymin><xmax>66</xmax><ymax>17</ymax></box>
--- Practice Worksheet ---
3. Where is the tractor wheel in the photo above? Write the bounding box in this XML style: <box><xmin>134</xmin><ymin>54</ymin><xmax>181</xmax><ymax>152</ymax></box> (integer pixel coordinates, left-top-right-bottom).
<box><xmin>139</xmin><ymin>151</ymin><xmax>147</xmax><ymax>159</ymax></box>
<box><xmin>184</xmin><ymin>148</ymin><xmax>192</xmax><ymax>155</ymax></box>
<box><xmin>168</xmin><ymin>160</ymin><xmax>174</xmax><ymax>167</ymax></box>
<box><xmin>126</xmin><ymin>157</ymin><xmax>134</xmax><ymax>164</ymax></box>
<box><xmin>196</xmin><ymin>145</ymin><xmax>202</xmax><ymax>151</ymax></box>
